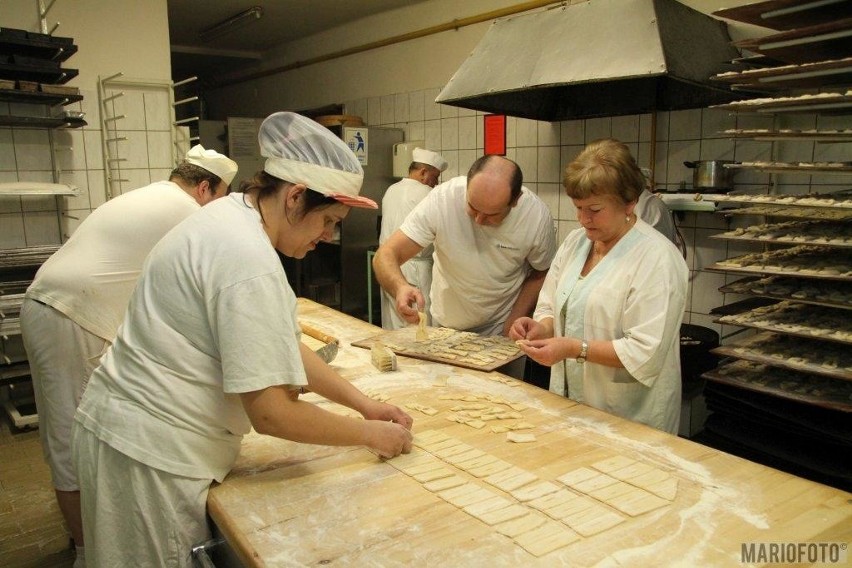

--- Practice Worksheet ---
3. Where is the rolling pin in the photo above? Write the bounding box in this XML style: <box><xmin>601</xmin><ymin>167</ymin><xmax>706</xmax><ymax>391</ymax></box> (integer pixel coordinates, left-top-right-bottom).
<box><xmin>298</xmin><ymin>322</ymin><xmax>339</xmax><ymax>346</ymax></box>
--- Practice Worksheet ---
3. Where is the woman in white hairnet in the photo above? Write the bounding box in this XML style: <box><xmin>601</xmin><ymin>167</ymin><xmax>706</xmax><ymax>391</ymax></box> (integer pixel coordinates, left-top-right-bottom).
<box><xmin>71</xmin><ymin>112</ymin><xmax>413</xmax><ymax>567</ymax></box>
<box><xmin>509</xmin><ymin>139</ymin><xmax>688</xmax><ymax>434</ymax></box>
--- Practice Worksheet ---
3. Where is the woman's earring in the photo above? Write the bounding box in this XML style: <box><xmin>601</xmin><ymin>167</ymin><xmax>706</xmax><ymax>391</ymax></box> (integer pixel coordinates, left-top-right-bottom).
<box><xmin>625</xmin><ymin>215</ymin><xmax>630</xmax><ymax>223</ymax></box>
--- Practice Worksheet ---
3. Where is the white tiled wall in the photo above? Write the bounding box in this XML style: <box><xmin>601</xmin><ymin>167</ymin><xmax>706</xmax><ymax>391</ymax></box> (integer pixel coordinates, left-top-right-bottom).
<box><xmin>353</xmin><ymin>87</ymin><xmax>852</xmax><ymax>343</ymax></box>
<box><xmin>0</xmin><ymin>85</ymin><xmax>177</xmax><ymax>246</ymax></box>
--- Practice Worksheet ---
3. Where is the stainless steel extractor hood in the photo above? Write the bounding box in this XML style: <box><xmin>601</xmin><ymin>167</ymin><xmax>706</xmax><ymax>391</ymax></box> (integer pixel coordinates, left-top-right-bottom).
<box><xmin>436</xmin><ymin>0</ymin><xmax>742</xmax><ymax>121</ymax></box>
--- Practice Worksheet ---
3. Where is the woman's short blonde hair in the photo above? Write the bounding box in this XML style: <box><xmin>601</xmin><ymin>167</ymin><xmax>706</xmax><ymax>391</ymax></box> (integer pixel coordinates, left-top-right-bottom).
<box><xmin>563</xmin><ymin>138</ymin><xmax>644</xmax><ymax>204</ymax></box>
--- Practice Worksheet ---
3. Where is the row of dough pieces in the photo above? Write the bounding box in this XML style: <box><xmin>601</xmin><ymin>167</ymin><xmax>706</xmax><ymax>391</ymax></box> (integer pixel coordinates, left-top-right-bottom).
<box><xmin>720</xmin><ymin>221</ymin><xmax>852</xmax><ymax>245</ymax></box>
<box><xmin>406</xmin><ymin>393</ymin><xmax>534</xmax><ymax>433</ymax></box>
<box><xmin>386</xmin><ymin>429</ymin><xmax>678</xmax><ymax>557</ymax></box>
<box><xmin>724</xmin><ymin>276</ymin><xmax>852</xmax><ymax>305</ymax></box>
<box><xmin>731</xmin><ymin>333</ymin><xmax>852</xmax><ymax>372</ymax></box>
<box><xmin>713</xmin><ymin>360</ymin><xmax>852</xmax><ymax>402</ymax></box>
<box><xmin>719</xmin><ymin>301</ymin><xmax>852</xmax><ymax>342</ymax></box>
<box><xmin>720</xmin><ymin>193</ymin><xmax>852</xmax><ymax>208</ymax></box>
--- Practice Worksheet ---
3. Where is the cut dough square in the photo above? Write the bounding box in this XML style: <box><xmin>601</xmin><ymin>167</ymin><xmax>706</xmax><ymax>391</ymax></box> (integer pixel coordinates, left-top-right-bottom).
<box><xmin>438</xmin><ymin>482</ymin><xmax>481</xmax><ymax>501</ymax></box>
<box><xmin>643</xmin><ymin>477</ymin><xmax>678</xmax><ymax>501</ymax></box>
<box><xmin>507</xmin><ymin>431</ymin><xmax>536</xmax><ymax>443</ymax></box>
<box><xmin>477</xmin><ymin>504</ymin><xmax>529</xmax><ymax>525</ymax></box>
<box><xmin>511</xmin><ymin>481</ymin><xmax>561</xmax><ymax>502</ymax></box>
<box><xmin>464</xmin><ymin>419</ymin><xmax>487</xmax><ymax>429</ymax></box>
<box><xmin>514</xmin><ymin>520</ymin><xmax>580</xmax><ymax>557</ymax></box>
<box><xmin>405</xmin><ymin>461</ymin><xmax>449</xmax><ymax>476</ymax></box>
<box><xmin>423</xmin><ymin>475</ymin><xmax>466</xmax><ymax>492</ymax></box>
<box><xmin>468</xmin><ymin>460</ymin><xmax>513</xmax><ymax>478</ymax></box>
<box><xmin>567</xmin><ymin>509</ymin><xmax>625</xmax><ymax>537</ymax></box>
<box><xmin>464</xmin><ymin>495</ymin><xmax>512</xmax><ymax>516</ymax></box>
<box><xmin>444</xmin><ymin>449</ymin><xmax>486</xmax><ymax>466</ymax></box>
<box><xmin>544</xmin><ymin>493</ymin><xmax>595</xmax><ymax>520</ymax></box>
<box><xmin>495</xmin><ymin>513</ymin><xmax>547</xmax><ymax>538</ymax></box>
<box><xmin>412</xmin><ymin>467</ymin><xmax>455</xmax><ymax>483</ymax></box>
<box><xmin>483</xmin><ymin>466</ymin><xmax>528</xmax><ymax>486</ymax></box>
<box><xmin>527</xmin><ymin>489</ymin><xmax>575</xmax><ymax>511</ymax></box>
<box><xmin>454</xmin><ymin>454</ymin><xmax>499</xmax><ymax>471</ymax></box>
<box><xmin>627</xmin><ymin>468</ymin><xmax>670</xmax><ymax>489</ymax></box>
<box><xmin>605</xmin><ymin>489</ymin><xmax>670</xmax><ymax>516</ymax></box>
<box><xmin>572</xmin><ymin>473</ymin><xmax>618</xmax><ymax>493</ymax></box>
<box><xmin>609</xmin><ymin>462</ymin><xmax>655</xmax><ymax>480</ymax></box>
<box><xmin>589</xmin><ymin>481</ymin><xmax>639</xmax><ymax>502</ymax></box>
<box><xmin>414</xmin><ymin>430</ymin><xmax>449</xmax><ymax>446</ymax></box>
<box><xmin>391</xmin><ymin>454</ymin><xmax>440</xmax><ymax>474</ymax></box>
<box><xmin>555</xmin><ymin>467</ymin><xmax>598</xmax><ymax>487</ymax></box>
<box><xmin>490</xmin><ymin>470</ymin><xmax>539</xmax><ymax>492</ymax></box>
<box><xmin>426</xmin><ymin>438</ymin><xmax>465</xmax><ymax>452</ymax></box>
<box><xmin>446</xmin><ymin>487</ymin><xmax>499</xmax><ymax>508</ymax></box>
<box><xmin>433</xmin><ymin>443</ymin><xmax>474</xmax><ymax>459</ymax></box>
<box><xmin>591</xmin><ymin>455</ymin><xmax>635</xmax><ymax>473</ymax></box>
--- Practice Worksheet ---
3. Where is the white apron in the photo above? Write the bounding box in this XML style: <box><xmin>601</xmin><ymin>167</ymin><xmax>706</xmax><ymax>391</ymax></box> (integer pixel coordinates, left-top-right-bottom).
<box><xmin>381</xmin><ymin>256</ymin><xmax>432</xmax><ymax>330</ymax></box>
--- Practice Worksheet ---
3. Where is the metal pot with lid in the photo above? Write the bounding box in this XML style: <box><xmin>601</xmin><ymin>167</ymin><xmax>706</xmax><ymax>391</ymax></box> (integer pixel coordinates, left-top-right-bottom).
<box><xmin>684</xmin><ymin>160</ymin><xmax>738</xmax><ymax>192</ymax></box>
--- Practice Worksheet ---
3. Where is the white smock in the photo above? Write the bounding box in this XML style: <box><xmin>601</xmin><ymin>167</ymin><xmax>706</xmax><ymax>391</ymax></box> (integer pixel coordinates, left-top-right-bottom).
<box><xmin>534</xmin><ymin>218</ymin><xmax>688</xmax><ymax>433</ymax></box>
<box><xmin>75</xmin><ymin>192</ymin><xmax>307</xmax><ymax>484</ymax></box>
<box><xmin>401</xmin><ymin>176</ymin><xmax>556</xmax><ymax>333</ymax></box>
<box><xmin>379</xmin><ymin>177</ymin><xmax>433</xmax><ymax>329</ymax></box>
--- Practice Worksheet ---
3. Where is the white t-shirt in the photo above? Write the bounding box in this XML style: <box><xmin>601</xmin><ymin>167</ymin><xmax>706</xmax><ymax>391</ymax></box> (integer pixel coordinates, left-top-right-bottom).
<box><xmin>401</xmin><ymin>176</ymin><xmax>556</xmax><ymax>332</ymax></box>
<box><xmin>534</xmin><ymin>219</ymin><xmax>688</xmax><ymax>433</ymax></box>
<box><xmin>75</xmin><ymin>193</ymin><xmax>307</xmax><ymax>482</ymax></box>
<box><xmin>26</xmin><ymin>180</ymin><xmax>201</xmax><ymax>341</ymax></box>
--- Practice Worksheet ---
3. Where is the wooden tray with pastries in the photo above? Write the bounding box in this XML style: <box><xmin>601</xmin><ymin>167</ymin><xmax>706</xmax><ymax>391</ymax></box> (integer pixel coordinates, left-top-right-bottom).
<box><xmin>352</xmin><ymin>325</ymin><xmax>523</xmax><ymax>372</ymax></box>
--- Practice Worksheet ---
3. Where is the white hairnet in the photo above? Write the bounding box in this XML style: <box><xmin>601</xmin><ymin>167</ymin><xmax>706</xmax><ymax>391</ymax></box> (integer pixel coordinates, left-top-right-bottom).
<box><xmin>259</xmin><ymin>111</ymin><xmax>375</xmax><ymax>208</ymax></box>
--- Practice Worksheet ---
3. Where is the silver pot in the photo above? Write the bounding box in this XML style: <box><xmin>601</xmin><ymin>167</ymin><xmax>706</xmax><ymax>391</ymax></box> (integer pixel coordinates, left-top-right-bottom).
<box><xmin>684</xmin><ymin>160</ymin><xmax>738</xmax><ymax>192</ymax></box>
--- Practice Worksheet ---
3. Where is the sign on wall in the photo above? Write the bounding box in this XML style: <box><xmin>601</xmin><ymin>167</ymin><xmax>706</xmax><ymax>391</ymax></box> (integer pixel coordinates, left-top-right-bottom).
<box><xmin>344</xmin><ymin>127</ymin><xmax>368</xmax><ymax>166</ymax></box>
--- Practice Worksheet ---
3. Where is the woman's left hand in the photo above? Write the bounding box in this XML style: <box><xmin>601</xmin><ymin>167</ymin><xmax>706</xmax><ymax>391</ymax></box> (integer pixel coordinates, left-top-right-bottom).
<box><xmin>518</xmin><ymin>337</ymin><xmax>572</xmax><ymax>367</ymax></box>
<box><xmin>362</xmin><ymin>400</ymin><xmax>414</xmax><ymax>430</ymax></box>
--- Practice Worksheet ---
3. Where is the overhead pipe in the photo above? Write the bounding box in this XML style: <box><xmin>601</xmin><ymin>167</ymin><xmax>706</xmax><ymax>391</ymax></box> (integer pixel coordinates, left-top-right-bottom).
<box><xmin>211</xmin><ymin>0</ymin><xmax>562</xmax><ymax>89</ymax></box>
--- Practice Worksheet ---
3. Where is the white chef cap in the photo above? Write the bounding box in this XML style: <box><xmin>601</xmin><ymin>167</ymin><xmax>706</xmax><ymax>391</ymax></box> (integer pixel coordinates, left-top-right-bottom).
<box><xmin>413</xmin><ymin>147</ymin><xmax>448</xmax><ymax>172</ymax></box>
<box><xmin>259</xmin><ymin>111</ymin><xmax>375</xmax><ymax>209</ymax></box>
<box><xmin>185</xmin><ymin>145</ymin><xmax>238</xmax><ymax>185</ymax></box>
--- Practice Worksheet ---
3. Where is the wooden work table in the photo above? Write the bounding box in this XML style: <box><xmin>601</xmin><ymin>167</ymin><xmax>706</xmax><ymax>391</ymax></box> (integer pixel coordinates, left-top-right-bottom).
<box><xmin>207</xmin><ymin>299</ymin><xmax>852</xmax><ymax>567</ymax></box>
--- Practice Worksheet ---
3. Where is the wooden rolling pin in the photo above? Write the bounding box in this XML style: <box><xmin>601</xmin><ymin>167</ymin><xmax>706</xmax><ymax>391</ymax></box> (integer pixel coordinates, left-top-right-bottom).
<box><xmin>298</xmin><ymin>322</ymin><xmax>338</xmax><ymax>345</ymax></box>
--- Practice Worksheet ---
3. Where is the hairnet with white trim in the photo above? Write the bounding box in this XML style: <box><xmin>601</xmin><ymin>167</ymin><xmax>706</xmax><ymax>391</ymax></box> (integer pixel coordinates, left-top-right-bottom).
<box><xmin>259</xmin><ymin>111</ymin><xmax>376</xmax><ymax>208</ymax></box>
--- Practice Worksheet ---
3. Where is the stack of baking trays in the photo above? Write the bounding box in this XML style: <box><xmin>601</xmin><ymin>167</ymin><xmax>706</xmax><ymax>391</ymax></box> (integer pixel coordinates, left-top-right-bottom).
<box><xmin>701</xmin><ymin>194</ymin><xmax>852</xmax><ymax>489</ymax></box>
<box><xmin>697</xmin><ymin>0</ymin><xmax>852</xmax><ymax>491</ymax></box>
<box><xmin>0</xmin><ymin>245</ymin><xmax>60</xmax><ymax>429</ymax></box>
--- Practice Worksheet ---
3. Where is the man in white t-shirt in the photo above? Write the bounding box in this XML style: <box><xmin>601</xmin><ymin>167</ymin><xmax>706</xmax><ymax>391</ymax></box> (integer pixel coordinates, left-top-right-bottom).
<box><xmin>373</xmin><ymin>154</ymin><xmax>557</xmax><ymax>337</ymax></box>
<box><xmin>19</xmin><ymin>145</ymin><xmax>237</xmax><ymax>568</ymax></box>
<box><xmin>379</xmin><ymin>147</ymin><xmax>447</xmax><ymax>330</ymax></box>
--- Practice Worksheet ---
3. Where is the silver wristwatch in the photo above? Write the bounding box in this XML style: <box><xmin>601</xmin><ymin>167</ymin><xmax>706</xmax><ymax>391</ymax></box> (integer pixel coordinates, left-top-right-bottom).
<box><xmin>576</xmin><ymin>339</ymin><xmax>588</xmax><ymax>364</ymax></box>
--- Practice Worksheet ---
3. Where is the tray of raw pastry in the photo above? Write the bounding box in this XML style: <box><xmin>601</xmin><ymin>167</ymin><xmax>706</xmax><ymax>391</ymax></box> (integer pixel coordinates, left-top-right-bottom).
<box><xmin>711</xmin><ymin>331</ymin><xmax>852</xmax><ymax>381</ymax></box>
<box><xmin>715</xmin><ymin>191</ymin><xmax>852</xmax><ymax>210</ymax></box>
<box><xmin>715</xmin><ymin>300</ymin><xmax>852</xmax><ymax>345</ymax></box>
<box><xmin>720</xmin><ymin>128</ymin><xmax>852</xmax><ymax>141</ymax></box>
<box><xmin>711</xmin><ymin>58</ymin><xmax>852</xmax><ymax>91</ymax></box>
<box><xmin>352</xmin><ymin>326</ymin><xmax>523</xmax><ymax>372</ymax></box>
<box><xmin>720</xmin><ymin>276</ymin><xmax>852</xmax><ymax>310</ymax></box>
<box><xmin>719</xmin><ymin>205</ymin><xmax>852</xmax><ymax>221</ymax></box>
<box><xmin>711</xmin><ymin>220</ymin><xmax>852</xmax><ymax>248</ymax></box>
<box><xmin>712</xmin><ymin>332</ymin><xmax>852</xmax><ymax>382</ymax></box>
<box><xmin>724</xmin><ymin>161</ymin><xmax>852</xmax><ymax>175</ymax></box>
<box><xmin>710</xmin><ymin>90</ymin><xmax>852</xmax><ymax>113</ymax></box>
<box><xmin>702</xmin><ymin>359</ymin><xmax>852</xmax><ymax>412</ymax></box>
<box><xmin>709</xmin><ymin>245</ymin><xmax>852</xmax><ymax>281</ymax></box>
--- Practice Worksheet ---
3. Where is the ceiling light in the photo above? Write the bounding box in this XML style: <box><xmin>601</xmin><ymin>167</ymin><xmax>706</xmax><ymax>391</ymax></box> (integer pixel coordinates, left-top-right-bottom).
<box><xmin>198</xmin><ymin>6</ymin><xmax>264</xmax><ymax>42</ymax></box>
